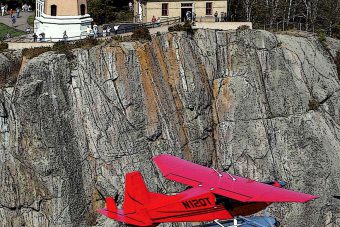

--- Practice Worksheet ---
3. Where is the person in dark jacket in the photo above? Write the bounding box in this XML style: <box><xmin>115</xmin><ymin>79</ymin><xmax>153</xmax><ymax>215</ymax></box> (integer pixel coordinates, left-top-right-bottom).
<box><xmin>33</xmin><ymin>33</ymin><xmax>38</xmax><ymax>42</ymax></box>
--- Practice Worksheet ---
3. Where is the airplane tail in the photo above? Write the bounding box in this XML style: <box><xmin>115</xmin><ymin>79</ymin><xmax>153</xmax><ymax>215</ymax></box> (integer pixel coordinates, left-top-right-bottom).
<box><xmin>98</xmin><ymin>171</ymin><xmax>153</xmax><ymax>226</ymax></box>
<box><xmin>105</xmin><ymin>197</ymin><xmax>117</xmax><ymax>212</ymax></box>
<box><xmin>123</xmin><ymin>171</ymin><xmax>151</xmax><ymax>212</ymax></box>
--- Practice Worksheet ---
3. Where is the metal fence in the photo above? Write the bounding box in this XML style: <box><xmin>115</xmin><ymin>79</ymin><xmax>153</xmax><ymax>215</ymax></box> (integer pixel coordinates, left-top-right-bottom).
<box><xmin>258</xmin><ymin>21</ymin><xmax>311</xmax><ymax>33</ymax></box>
<box><xmin>104</xmin><ymin>16</ymin><xmax>181</xmax><ymax>34</ymax></box>
<box><xmin>2</xmin><ymin>17</ymin><xmax>182</xmax><ymax>43</ymax></box>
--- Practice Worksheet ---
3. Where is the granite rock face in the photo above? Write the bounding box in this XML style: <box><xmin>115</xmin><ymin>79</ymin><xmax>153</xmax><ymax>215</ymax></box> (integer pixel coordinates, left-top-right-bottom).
<box><xmin>0</xmin><ymin>29</ymin><xmax>339</xmax><ymax>227</ymax></box>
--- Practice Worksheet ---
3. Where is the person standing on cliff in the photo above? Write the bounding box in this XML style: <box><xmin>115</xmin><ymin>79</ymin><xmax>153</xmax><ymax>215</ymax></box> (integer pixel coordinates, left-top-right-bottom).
<box><xmin>22</xmin><ymin>3</ymin><xmax>28</xmax><ymax>12</ymax></box>
<box><xmin>1</xmin><ymin>4</ymin><xmax>5</xmax><ymax>16</ymax></box>
<box><xmin>33</xmin><ymin>33</ymin><xmax>37</xmax><ymax>42</ymax></box>
<box><xmin>151</xmin><ymin>15</ymin><xmax>157</xmax><ymax>27</ymax></box>
<box><xmin>93</xmin><ymin>24</ymin><xmax>98</xmax><ymax>38</ymax></box>
<box><xmin>186</xmin><ymin>11</ymin><xmax>192</xmax><ymax>21</ymax></box>
<box><xmin>214</xmin><ymin>11</ymin><xmax>218</xmax><ymax>22</ymax></box>
<box><xmin>113</xmin><ymin>25</ymin><xmax>119</xmax><ymax>35</ymax></box>
<box><xmin>63</xmin><ymin>31</ymin><xmax>68</xmax><ymax>41</ymax></box>
<box><xmin>86</xmin><ymin>26</ymin><xmax>92</xmax><ymax>36</ymax></box>
<box><xmin>16</xmin><ymin>7</ymin><xmax>20</xmax><ymax>18</ymax></box>
<box><xmin>11</xmin><ymin>15</ymin><xmax>16</xmax><ymax>26</ymax></box>
<box><xmin>192</xmin><ymin>12</ymin><xmax>196</xmax><ymax>22</ymax></box>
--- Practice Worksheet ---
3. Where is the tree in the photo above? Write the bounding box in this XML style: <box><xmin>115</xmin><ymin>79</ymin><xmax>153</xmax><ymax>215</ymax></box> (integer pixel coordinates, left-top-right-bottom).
<box><xmin>88</xmin><ymin>0</ymin><xmax>133</xmax><ymax>24</ymax></box>
<box><xmin>319</xmin><ymin>0</ymin><xmax>340</xmax><ymax>37</ymax></box>
<box><xmin>242</xmin><ymin>0</ymin><xmax>257</xmax><ymax>21</ymax></box>
<box><xmin>226</xmin><ymin>0</ymin><xmax>339</xmax><ymax>39</ymax></box>
<box><xmin>302</xmin><ymin>0</ymin><xmax>320</xmax><ymax>31</ymax></box>
<box><xmin>88</xmin><ymin>0</ymin><xmax>116</xmax><ymax>24</ymax></box>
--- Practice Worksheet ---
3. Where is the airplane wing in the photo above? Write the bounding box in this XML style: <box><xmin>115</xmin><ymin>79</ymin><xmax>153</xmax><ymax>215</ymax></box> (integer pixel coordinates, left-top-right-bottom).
<box><xmin>153</xmin><ymin>154</ymin><xmax>318</xmax><ymax>203</ymax></box>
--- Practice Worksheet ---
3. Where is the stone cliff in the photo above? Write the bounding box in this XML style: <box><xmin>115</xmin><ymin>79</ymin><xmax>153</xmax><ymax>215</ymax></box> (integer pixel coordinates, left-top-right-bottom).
<box><xmin>0</xmin><ymin>29</ymin><xmax>339</xmax><ymax>226</ymax></box>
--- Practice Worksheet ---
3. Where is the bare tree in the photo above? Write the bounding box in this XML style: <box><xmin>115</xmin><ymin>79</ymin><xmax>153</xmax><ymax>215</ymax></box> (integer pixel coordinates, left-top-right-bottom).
<box><xmin>267</xmin><ymin>0</ymin><xmax>280</xmax><ymax>29</ymax></box>
<box><xmin>242</xmin><ymin>0</ymin><xmax>257</xmax><ymax>21</ymax></box>
<box><xmin>302</xmin><ymin>0</ymin><xmax>320</xmax><ymax>31</ymax></box>
<box><xmin>319</xmin><ymin>0</ymin><xmax>340</xmax><ymax>36</ymax></box>
<box><xmin>232</xmin><ymin>0</ymin><xmax>339</xmax><ymax>37</ymax></box>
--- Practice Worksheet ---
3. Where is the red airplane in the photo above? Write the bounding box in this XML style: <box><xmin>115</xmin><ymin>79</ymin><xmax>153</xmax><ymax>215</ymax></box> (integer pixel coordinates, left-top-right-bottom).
<box><xmin>99</xmin><ymin>154</ymin><xmax>318</xmax><ymax>226</ymax></box>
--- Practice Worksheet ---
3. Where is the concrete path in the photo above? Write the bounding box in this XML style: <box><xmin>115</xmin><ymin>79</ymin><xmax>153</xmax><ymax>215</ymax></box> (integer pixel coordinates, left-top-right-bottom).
<box><xmin>0</xmin><ymin>11</ymin><xmax>34</xmax><ymax>31</ymax></box>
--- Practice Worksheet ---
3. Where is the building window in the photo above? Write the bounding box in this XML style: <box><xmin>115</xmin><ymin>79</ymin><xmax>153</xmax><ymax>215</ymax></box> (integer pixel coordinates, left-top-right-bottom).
<box><xmin>80</xmin><ymin>4</ymin><xmax>86</xmax><ymax>15</ymax></box>
<box><xmin>51</xmin><ymin>5</ymin><xmax>57</xmax><ymax>16</ymax></box>
<box><xmin>162</xmin><ymin>3</ymin><xmax>168</xmax><ymax>16</ymax></box>
<box><xmin>206</xmin><ymin>2</ymin><xmax>212</xmax><ymax>15</ymax></box>
<box><xmin>181</xmin><ymin>3</ymin><xmax>192</xmax><ymax>7</ymax></box>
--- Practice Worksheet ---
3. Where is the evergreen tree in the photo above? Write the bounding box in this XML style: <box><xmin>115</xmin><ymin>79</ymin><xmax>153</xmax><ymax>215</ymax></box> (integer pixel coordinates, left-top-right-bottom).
<box><xmin>88</xmin><ymin>0</ymin><xmax>133</xmax><ymax>24</ymax></box>
<box><xmin>88</xmin><ymin>0</ymin><xmax>116</xmax><ymax>24</ymax></box>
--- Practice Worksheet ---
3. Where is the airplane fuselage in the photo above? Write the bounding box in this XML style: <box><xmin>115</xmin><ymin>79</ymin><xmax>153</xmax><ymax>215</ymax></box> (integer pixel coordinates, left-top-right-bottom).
<box><xmin>132</xmin><ymin>187</ymin><xmax>270</xmax><ymax>224</ymax></box>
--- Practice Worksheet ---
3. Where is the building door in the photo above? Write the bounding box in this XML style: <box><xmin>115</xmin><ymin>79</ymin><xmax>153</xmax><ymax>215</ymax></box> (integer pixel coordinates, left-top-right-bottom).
<box><xmin>80</xmin><ymin>4</ymin><xmax>86</xmax><ymax>15</ymax></box>
<box><xmin>51</xmin><ymin>5</ymin><xmax>57</xmax><ymax>16</ymax></box>
<box><xmin>181</xmin><ymin>3</ymin><xmax>192</xmax><ymax>22</ymax></box>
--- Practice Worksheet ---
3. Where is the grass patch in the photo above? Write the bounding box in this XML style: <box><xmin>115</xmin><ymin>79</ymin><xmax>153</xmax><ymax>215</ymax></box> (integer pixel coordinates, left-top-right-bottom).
<box><xmin>131</xmin><ymin>27</ymin><xmax>151</xmax><ymax>41</ymax></box>
<box><xmin>22</xmin><ymin>46</ymin><xmax>52</xmax><ymax>59</ymax></box>
<box><xmin>317</xmin><ymin>30</ymin><xmax>326</xmax><ymax>43</ymax></box>
<box><xmin>168</xmin><ymin>21</ymin><xmax>194</xmax><ymax>35</ymax></box>
<box><xmin>22</xmin><ymin>38</ymin><xmax>102</xmax><ymax>60</ymax></box>
<box><xmin>237</xmin><ymin>25</ymin><xmax>251</xmax><ymax>31</ymax></box>
<box><xmin>27</xmin><ymin>15</ymin><xmax>35</xmax><ymax>27</ymax></box>
<box><xmin>0</xmin><ymin>23</ymin><xmax>25</xmax><ymax>39</ymax></box>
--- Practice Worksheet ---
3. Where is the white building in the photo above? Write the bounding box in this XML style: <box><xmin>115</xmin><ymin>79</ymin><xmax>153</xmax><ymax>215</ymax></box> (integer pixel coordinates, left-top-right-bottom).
<box><xmin>34</xmin><ymin>0</ymin><xmax>93</xmax><ymax>41</ymax></box>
